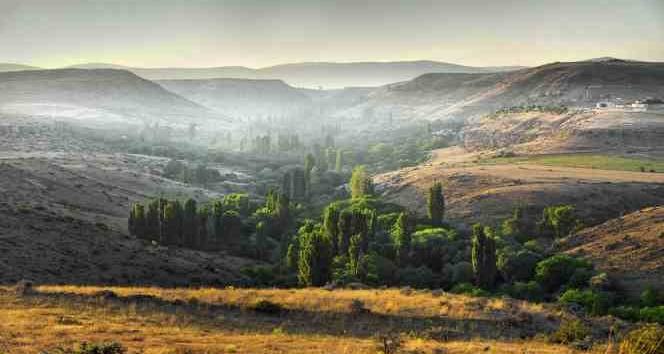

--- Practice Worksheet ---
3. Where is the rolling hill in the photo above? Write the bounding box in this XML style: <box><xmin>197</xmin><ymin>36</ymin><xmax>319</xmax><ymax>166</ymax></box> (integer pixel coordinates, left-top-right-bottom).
<box><xmin>0</xmin><ymin>69</ymin><xmax>228</xmax><ymax>126</ymax></box>
<box><xmin>158</xmin><ymin>78</ymin><xmax>313</xmax><ymax>118</ymax></box>
<box><xmin>561</xmin><ymin>206</ymin><xmax>664</xmax><ymax>298</ymax></box>
<box><xmin>0</xmin><ymin>63</ymin><xmax>40</xmax><ymax>72</ymax></box>
<box><xmin>336</xmin><ymin>59</ymin><xmax>664</xmax><ymax>122</ymax></box>
<box><xmin>65</xmin><ymin>60</ymin><xmax>525</xmax><ymax>88</ymax></box>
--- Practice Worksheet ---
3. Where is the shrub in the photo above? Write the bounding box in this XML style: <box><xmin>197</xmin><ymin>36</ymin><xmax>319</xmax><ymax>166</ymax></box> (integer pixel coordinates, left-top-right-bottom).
<box><xmin>450</xmin><ymin>283</ymin><xmax>489</xmax><ymax>297</ymax></box>
<box><xmin>641</xmin><ymin>287</ymin><xmax>662</xmax><ymax>307</ymax></box>
<box><xmin>396</xmin><ymin>266</ymin><xmax>434</xmax><ymax>288</ymax></box>
<box><xmin>502</xmin><ymin>281</ymin><xmax>545</xmax><ymax>302</ymax></box>
<box><xmin>609</xmin><ymin>306</ymin><xmax>641</xmax><ymax>322</ymax></box>
<box><xmin>535</xmin><ymin>255</ymin><xmax>592</xmax><ymax>292</ymax></box>
<box><xmin>640</xmin><ymin>306</ymin><xmax>664</xmax><ymax>324</ymax></box>
<box><xmin>248</xmin><ymin>299</ymin><xmax>284</xmax><ymax>315</ymax></box>
<box><xmin>550</xmin><ymin>319</ymin><xmax>590</xmax><ymax>344</ymax></box>
<box><xmin>497</xmin><ymin>248</ymin><xmax>542</xmax><ymax>282</ymax></box>
<box><xmin>618</xmin><ymin>325</ymin><xmax>664</xmax><ymax>354</ymax></box>
<box><xmin>558</xmin><ymin>288</ymin><xmax>611</xmax><ymax>316</ymax></box>
<box><xmin>68</xmin><ymin>342</ymin><xmax>126</xmax><ymax>354</ymax></box>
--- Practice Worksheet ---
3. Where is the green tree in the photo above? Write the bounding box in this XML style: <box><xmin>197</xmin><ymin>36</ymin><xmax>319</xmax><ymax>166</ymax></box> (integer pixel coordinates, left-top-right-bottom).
<box><xmin>183</xmin><ymin>199</ymin><xmax>198</xmax><ymax>248</ymax></box>
<box><xmin>537</xmin><ymin>205</ymin><xmax>582</xmax><ymax>238</ymax></box>
<box><xmin>322</xmin><ymin>205</ymin><xmax>340</xmax><ymax>254</ymax></box>
<box><xmin>211</xmin><ymin>200</ymin><xmax>224</xmax><ymax>251</ymax></box>
<box><xmin>350</xmin><ymin>166</ymin><xmax>373</xmax><ymax>199</ymax></box>
<box><xmin>161</xmin><ymin>202</ymin><xmax>178</xmax><ymax>245</ymax></box>
<box><xmin>145</xmin><ymin>200</ymin><xmax>161</xmax><ymax>242</ymax></box>
<box><xmin>335</xmin><ymin>149</ymin><xmax>344</xmax><ymax>172</ymax></box>
<box><xmin>222</xmin><ymin>210</ymin><xmax>242</xmax><ymax>248</ymax></box>
<box><xmin>392</xmin><ymin>212</ymin><xmax>415</xmax><ymax>266</ymax></box>
<box><xmin>197</xmin><ymin>206</ymin><xmax>208</xmax><ymax>250</ymax></box>
<box><xmin>130</xmin><ymin>203</ymin><xmax>146</xmax><ymax>239</ymax></box>
<box><xmin>427</xmin><ymin>182</ymin><xmax>445</xmax><ymax>226</ymax></box>
<box><xmin>298</xmin><ymin>232</ymin><xmax>333</xmax><ymax>286</ymax></box>
<box><xmin>471</xmin><ymin>224</ymin><xmax>497</xmax><ymax>290</ymax></box>
<box><xmin>255</xmin><ymin>221</ymin><xmax>268</xmax><ymax>261</ymax></box>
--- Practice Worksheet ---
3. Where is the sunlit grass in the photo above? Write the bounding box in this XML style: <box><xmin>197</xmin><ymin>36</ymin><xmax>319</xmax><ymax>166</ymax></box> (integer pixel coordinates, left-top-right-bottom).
<box><xmin>483</xmin><ymin>153</ymin><xmax>664</xmax><ymax>172</ymax></box>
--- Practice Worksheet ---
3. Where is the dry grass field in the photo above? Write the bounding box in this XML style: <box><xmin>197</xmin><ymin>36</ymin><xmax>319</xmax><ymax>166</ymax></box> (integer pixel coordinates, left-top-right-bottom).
<box><xmin>0</xmin><ymin>285</ymin><xmax>617</xmax><ymax>354</ymax></box>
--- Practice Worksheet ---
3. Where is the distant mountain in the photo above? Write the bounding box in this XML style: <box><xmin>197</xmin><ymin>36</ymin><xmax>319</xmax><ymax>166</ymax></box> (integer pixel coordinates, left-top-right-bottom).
<box><xmin>66</xmin><ymin>61</ymin><xmax>526</xmax><ymax>88</ymax></box>
<box><xmin>335</xmin><ymin>59</ymin><xmax>664</xmax><ymax>121</ymax></box>
<box><xmin>0</xmin><ymin>69</ymin><xmax>227</xmax><ymax>126</ymax></box>
<box><xmin>158</xmin><ymin>78</ymin><xmax>313</xmax><ymax>118</ymax></box>
<box><xmin>0</xmin><ymin>63</ymin><xmax>41</xmax><ymax>72</ymax></box>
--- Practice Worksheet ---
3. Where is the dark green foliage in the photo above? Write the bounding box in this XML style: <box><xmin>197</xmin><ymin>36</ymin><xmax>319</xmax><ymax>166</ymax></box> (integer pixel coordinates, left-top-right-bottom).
<box><xmin>298</xmin><ymin>231</ymin><xmax>333</xmax><ymax>286</ymax></box>
<box><xmin>161</xmin><ymin>202</ymin><xmax>178</xmax><ymax>245</ymax></box>
<box><xmin>223</xmin><ymin>193</ymin><xmax>250</xmax><ymax>216</ymax></box>
<box><xmin>550</xmin><ymin>319</ymin><xmax>590</xmax><ymax>345</ymax></box>
<box><xmin>350</xmin><ymin>166</ymin><xmax>373</xmax><ymax>199</ymax></box>
<box><xmin>323</xmin><ymin>205</ymin><xmax>340</xmax><ymax>254</ymax></box>
<box><xmin>182</xmin><ymin>199</ymin><xmax>198</xmax><ymax>248</ymax></box>
<box><xmin>212</xmin><ymin>200</ymin><xmax>224</xmax><ymax>250</ymax></box>
<box><xmin>392</xmin><ymin>212</ymin><xmax>415</xmax><ymax>266</ymax></box>
<box><xmin>286</xmin><ymin>242</ymin><xmax>298</xmax><ymax>271</ymax></box>
<box><xmin>396</xmin><ymin>266</ymin><xmax>434</xmax><ymax>288</ymax></box>
<box><xmin>348</xmin><ymin>234</ymin><xmax>366</xmax><ymax>279</ymax></box>
<box><xmin>129</xmin><ymin>203</ymin><xmax>146</xmax><ymax>239</ymax></box>
<box><xmin>450</xmin><ymin>283</ymin><xmax>490</xmax><ymax>297</ymax></box>
<box><xmin>558</xmin><ymin>288</ymin><xmax>611</xmax><ymax>315</ymax></box>
<box><xmin>501</xmin><ymin>281</ymin><xmax>545</xmax><ymax>302</ymax></box>
<box><xmin>537</xmin><ymin>205</ymin><xmax>582</xmax><ymax>238</ymax></box>
<box><xmin>197</xmin><ymin>205</ymin><xmax>208</xmax><ymax>250</ymax></box>
<box><xmin>471</xmin><ymin>224</ymin><xmax>497</xmax><ymax>290</ymax></box>
<box><xmin>145</xmin><ymin>200</ymin><xmax>161</xmax><ymax>242</ymax></box>
<box><xmin>426</xmin><ymin>182</ymin><xmax>445</xmax><ymax>226</ymax></box>
<box><xmin>497</xmin><ymin>248</ymin><xmax>542</xmax><ymax>282</ymax></box>
<box><xmin>222</xmin><ymin>210</ymin><xmax>242</xmax><ymax>247</ymax></box>
<box><xmin>641</xmin><ymin>287</ymin><xmax>663</xmax><ymax>307</ymax></box>
<box><xmin>501</xmin><ymin>207</ymin><xmax>532</xmax><ymax>243</ymax></box>
<box><xmin>639</xmin><ymin>306</ymin><xmax>664</xmax><ymax>324</ymax></box>
<box><xmin>535</xmin><ymin>255</ymin><xmax>592</xmax><ymax>292</ymax></box>
<box><xmin>283</xmin><ymin>167</ymin><xmax>307</xmax><ymax>201</ymax></box>
<box><xmin>410</xmin><ymin>227</ymin><xmax>460</xmax><ymax>273</ymax></box>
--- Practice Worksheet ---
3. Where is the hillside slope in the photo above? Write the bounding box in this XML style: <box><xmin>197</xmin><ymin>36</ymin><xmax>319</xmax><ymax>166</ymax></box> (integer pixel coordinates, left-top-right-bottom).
<box><xmin>158</xmin><ymin>78</ymin><xmax>313</xmax><ymax>118</ymax></box>
<box><xmin>0</xmin><ymin>69</ymin><xmax>227</xmax><ymax>126</ymax></box>
<box><xmin>337</xmin><ymin>59</ymin><xmax>664</xmax><ymax>122</ymax></box>
<box><xmin>561</xmin><ymin>206</ymin><xmax>664</xmax><ymax>298</ymax></box>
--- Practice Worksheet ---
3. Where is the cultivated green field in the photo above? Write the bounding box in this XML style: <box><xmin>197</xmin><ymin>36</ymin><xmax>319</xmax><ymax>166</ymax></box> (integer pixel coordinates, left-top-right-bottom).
<box><xmin>484</xmin><ymin>154</ymin><xmax>664</xmax><ymax>173</ymax></box>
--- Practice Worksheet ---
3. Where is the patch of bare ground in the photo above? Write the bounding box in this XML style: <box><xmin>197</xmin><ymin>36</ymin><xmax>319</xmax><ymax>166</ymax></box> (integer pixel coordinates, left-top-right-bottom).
<box><xmin>376</xmin><ymin>156</ymin><xmax>664</xmax><ymax>227</ymax></box>
<box><xmin>0</xmin><ymin>286</ymin><xmax>621</xmax><ymax>353</ymax></box>
<box><xmin>0</xmin><ymin>202</ymin><xmax>255</xmax><ymax>286</ymax></box>
<box><xmin>560</xmin><ymin>206</ymin><xmax>664</xmax><ymax>298</ymax></box>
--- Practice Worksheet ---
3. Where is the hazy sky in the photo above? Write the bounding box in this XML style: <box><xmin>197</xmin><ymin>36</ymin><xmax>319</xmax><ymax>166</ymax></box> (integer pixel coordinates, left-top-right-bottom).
<box><xmin>1</xmin><ymin>0</ymin><xmax>663</xmax><ymax>68</ymax></box>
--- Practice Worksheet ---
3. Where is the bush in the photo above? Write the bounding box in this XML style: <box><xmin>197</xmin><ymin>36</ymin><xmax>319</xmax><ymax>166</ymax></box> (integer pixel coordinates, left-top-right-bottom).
<box><xmin>609</xmin><ymin>306</ymin><xmax>641</xmax><ymax>322</ymax></box>
<box><xmin>396</xmin><ymin>266</ymin><xmax>434</xmax><ymax>288</ymax></box>
<box><xmin>502</xmin><ymin>281</ymin><xmax>545</xmax><ymax>302</ymax></box>
<box><xmin>550</xmin><ymin>319</ymin><xmax>590</xmax><ymax>345</ymax></box>
<box><xmin>535</xmin><ymin>255</ymin><xmax>593</xmax><ymax>292</ymax></box>
<box><xmin>497</xmin><ymin>248</ymin><xmax>542</xmax><ymax>282</ymax></box>
<box><xmin>450</xmin><ymin>283</ymin><xmax>490</xmax><ymax>297</ymax></box>
<box><xmin>619</xmin><ymin>324</ymin><xmax>664</xmax><ymax>354</ymax></box>
<box><xmin>68</xmin><ymin>342</ymin><xmax>126</xmax><ymax>354</ymax></box>
<box><xmin>641</xmin><ymin>288</ymin><xmax>662</xmax><ymax>307</ymax></box>
<box><xmin>558</xmin><ymin>288</ymin><xmax>611</xmax><ymax>316</ymax></box>
<box><xmin>248</xmin><ymin>299</ymin><xmax>284</xmax><ymax>315</ymax></box>
<box><xmin>640</xmin><ymin>306</ymin><xmax>664</xmax><ymax>324</ymax></box>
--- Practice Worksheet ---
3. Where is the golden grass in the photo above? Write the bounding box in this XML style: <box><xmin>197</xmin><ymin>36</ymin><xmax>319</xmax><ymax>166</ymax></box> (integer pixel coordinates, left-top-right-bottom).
<box><xmin>0</xmin><ymin>286</ymin><xmax>605</xmax><ymax>354</ymax></box>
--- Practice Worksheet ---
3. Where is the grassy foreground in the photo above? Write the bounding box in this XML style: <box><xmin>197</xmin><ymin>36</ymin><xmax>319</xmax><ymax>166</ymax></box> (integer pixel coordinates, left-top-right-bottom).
<box><xmin>0</xmin><ymin>285</ymin><xmax>609</xmax><ymax>353</ymax></box>
<box><xmin>484</xmin><ymin>153</ymin><xmax>664</xmax><ymax>173</ymax></box>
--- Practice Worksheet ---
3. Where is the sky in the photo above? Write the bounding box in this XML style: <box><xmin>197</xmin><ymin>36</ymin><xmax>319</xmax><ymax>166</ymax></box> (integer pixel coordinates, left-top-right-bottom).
<box><xmin>1</xmin><ymin>0</ymin><xmax>663</xmax><ymax>68</ymax></box>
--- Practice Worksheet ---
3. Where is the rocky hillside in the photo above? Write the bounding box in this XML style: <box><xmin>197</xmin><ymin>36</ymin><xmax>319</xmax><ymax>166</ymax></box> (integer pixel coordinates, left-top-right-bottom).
<box><xmin>561</xmin><ymin>206</ymin><xmax>664</xmax><ymax>298</ymax></box>
<box><xmin>0</xmin><ymin>69</ymin><xmax>226</xmax><ymax>126</ymax></box>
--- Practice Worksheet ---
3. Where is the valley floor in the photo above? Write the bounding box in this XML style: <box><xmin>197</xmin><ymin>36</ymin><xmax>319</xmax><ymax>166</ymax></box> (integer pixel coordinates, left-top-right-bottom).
<box><xmin>0</xmin><ymin>286</ymin><xmax>612</xmax><ymax>354</ymax></box>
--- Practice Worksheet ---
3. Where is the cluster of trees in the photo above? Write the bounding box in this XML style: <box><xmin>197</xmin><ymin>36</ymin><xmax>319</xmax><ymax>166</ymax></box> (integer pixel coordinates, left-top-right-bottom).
<box><xmin>128</xmin><ymin>194</ymin><xmax>249</xmax><ymax>251</ymax></box>
<box><xmin>489</xmin><ymin>105</ymin><xmax>569</xmax><ymax>118</ymax></box>
<box><xmin>163</xmin><ymin>159</ymin><xmax>222</xmax><ymax>186</ymax></box>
